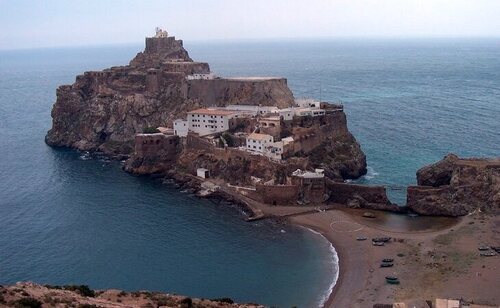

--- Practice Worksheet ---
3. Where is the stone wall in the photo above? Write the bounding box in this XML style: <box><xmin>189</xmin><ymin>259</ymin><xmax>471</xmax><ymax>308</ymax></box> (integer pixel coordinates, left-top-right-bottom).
<box><xmin>134</xmin><ymin>133</ymin><xmax>179</xmax><ymax>160</ymax></box>
<box><xmin>186</xmin><ymin>78</ymin><xmax>294</xmax><ymax>108</ymax></box>
<box><xmin>255</xmin><ymin>184</ymin><xmax>299</xmax><ymax>205</ymax></box>
<box><xmin>286</xmin><ymin>111</ymin><xmax>349</xmax><ymax>155</ymax></box>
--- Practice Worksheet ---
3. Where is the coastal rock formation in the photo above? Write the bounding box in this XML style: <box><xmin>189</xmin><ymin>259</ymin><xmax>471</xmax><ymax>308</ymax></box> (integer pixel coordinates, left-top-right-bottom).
<box><xmin>0</xmin><ymin>282</ymin><xmax>262</xmax><ymax>308</ymax></box>
<box><xmin>407</xmin><ymin>154</ymin><xmax>500</xmax><ymax>216</ymax></box>
<box><xmin>45</xmin><ymin>32</ymin><xmax>294</xmax><ymax>155</ymax></box>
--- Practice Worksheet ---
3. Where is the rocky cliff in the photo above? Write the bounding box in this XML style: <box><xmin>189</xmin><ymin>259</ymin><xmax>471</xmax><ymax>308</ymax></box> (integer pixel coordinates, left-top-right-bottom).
<box><xmin>45</xmin><ymin>34</ymin><xmax>294</xmax><ymax>155</ymax></box>
<box><xmin>407</xmin><ymin>154</ymin><xmax>500</xmax><ymax>216</ymax></box>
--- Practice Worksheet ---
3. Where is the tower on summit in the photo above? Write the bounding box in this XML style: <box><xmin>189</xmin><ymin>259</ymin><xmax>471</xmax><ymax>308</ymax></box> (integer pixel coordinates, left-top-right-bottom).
<box><xmin>155</xmin><ymin>27</ymin><xmax>168</xmax><ymax>38</ymax></box>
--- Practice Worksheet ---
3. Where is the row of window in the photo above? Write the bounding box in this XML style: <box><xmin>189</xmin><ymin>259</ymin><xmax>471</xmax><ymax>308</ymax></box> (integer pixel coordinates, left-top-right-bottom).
<box><xmin>191</xmin><ymin>119</ymin><xmax>224</xmax><ymax>123</ymax></box>
<box><xmin>247</xmin><ymin>144</ymin><xmax>262</xmax><ymax>150</ymax></box>
<box><xmin>190</xmin><ymin>114</ymin><xmax>225</xmax><ymax>119</ymax></box>
<box><xmin>191</xmin><ymin>124</ymin><xmax>220</xmax><ymax>129</ymax></box>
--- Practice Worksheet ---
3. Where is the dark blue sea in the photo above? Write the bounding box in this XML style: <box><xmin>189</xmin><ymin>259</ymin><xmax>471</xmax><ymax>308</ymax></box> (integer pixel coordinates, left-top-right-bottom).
<box><xmin>0</xmin><ymin>39</ymin><xmax>499</xmax><ymax>307</ymax></box>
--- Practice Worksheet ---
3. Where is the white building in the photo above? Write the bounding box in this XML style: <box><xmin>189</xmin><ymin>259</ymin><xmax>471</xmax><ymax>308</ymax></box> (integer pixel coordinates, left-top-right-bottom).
<box><xmin>296</xmin><ymin>98</ymin><xmax>321</xmax><ymax>108</ymax></box>
<box><xmin>197</xmin><ymin>168</ymin><xmax>210</xmax><ymax>178</ymax></box>
<box><xmin>173</xmin><ymin>119</ymin><xmax>188</xmax><ymax>137</ymax></box>
<box><xmin>225</xmin><ymin>105</ymin><xmax>279</xmax><ymax>115</ymax></box>
<box><xmin>278</xmin><ymin>108</ymin><xmax>294</xmax><ymax>121</ymax></box>
<box><xmin>187</xmin><ymin>108</ymin><xmax>236</xmax><ymax>136</ymax></box>
<box><xmin>246</xmin><ymin>133</ymin><xmax>274</xmax><ymax>153</ymax></box>
<box><xmin>186</xmin><ymin>73</ymin><xmax>216</xmax><ymax>80</ymax></box>
<box><xmin>292</xmin><ymin>168</ymin><xmax>325</xmax><ymax>179</ymax></box>
<box><xmin>294</xmin><ymin>108</ymin><xmax>325</xmax><ymax>117</ymax></box>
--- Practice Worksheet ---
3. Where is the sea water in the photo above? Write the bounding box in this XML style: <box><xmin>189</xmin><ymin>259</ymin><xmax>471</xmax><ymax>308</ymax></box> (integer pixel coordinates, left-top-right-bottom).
<box><xmin>0</xmin><ymin>44</ymin><xmax>335</xmax><ymax>308</ymax></box>
<box><xmin>1</xmin><ymin>39</ymin><xmax>499</xmax><ymax>307</ymax></box>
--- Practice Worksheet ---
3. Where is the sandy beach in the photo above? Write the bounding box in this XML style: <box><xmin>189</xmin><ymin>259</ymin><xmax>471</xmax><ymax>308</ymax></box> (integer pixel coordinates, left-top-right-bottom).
<box><xmin>290</xmin><ymin>209</ymin><xmax>499</xmax><ymax>307</ymax></box>
<box><xmin>220</xmin><ymin>181</ymin><xmax>499</xmax><ymax>307</ymax></box>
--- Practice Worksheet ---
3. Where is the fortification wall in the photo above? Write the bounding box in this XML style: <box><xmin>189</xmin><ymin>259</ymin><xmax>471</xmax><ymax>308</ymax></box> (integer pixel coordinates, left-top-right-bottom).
<box><xmin>161</xmin><ymin>62</ymin><xmax>210</xmax><ymax>75</ymax></box>
<box><xmin>134</xmin><ymin>133</ymin><xmax>179</xmax><ymax>160</ymax></box>
<box><xmin>286</xmin><ymin>111</ymin><xmax>349</xmax><ymax>155</ymax></box>
<box><xmin>256</xmin><ymin>184</ymin><xmax>299</xmax><ymax>205</ymax></box>
<box><xmin>186</xmin><ymin>78</ymin><xmax>294</xmax><ymax>108</ymax></box>
<box><xmin>145</xmin><ymin>36</ymin><xmax>181</xmax><ymax>53</ymax></box>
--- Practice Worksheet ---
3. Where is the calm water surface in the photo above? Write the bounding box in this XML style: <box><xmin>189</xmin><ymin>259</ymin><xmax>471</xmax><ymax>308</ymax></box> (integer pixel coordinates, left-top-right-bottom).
<box><xmin>1</xmin><ymin>39</ymin><xmax>499</xmax><ymax>307</ymax></box>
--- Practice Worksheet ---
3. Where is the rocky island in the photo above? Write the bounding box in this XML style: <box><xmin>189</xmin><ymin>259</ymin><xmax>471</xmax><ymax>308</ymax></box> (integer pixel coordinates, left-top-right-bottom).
<box><xmin>43</xmin><ymin>29</ymin><xmax>499</xmax><ymax>308</ymax></box>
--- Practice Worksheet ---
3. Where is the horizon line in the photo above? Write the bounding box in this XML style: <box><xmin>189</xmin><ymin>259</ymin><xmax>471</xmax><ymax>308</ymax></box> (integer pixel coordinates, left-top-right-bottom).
<box><xmin>2</xmin><ymin>35</ymin><xmax>500</xmax><ymax>52</ymax></box>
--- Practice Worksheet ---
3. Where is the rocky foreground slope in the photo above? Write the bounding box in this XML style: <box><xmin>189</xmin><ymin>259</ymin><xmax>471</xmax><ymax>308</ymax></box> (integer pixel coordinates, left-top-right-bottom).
<box><xmin>0</xmin><ymin>282</ymin><xmax>261</xmax><ymax>308</ymax></box>
<box><xmin>407</xmin><ymin>154</ymin><xmax>500</xmax><ymax>216</ymax></box>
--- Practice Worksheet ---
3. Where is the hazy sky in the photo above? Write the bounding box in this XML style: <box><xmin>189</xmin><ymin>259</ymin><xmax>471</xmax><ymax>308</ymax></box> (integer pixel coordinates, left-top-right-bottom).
<box><xmin>1</xmin><ymin>0</ymin><xmax>499</xmax><ymax>50</ymax></box>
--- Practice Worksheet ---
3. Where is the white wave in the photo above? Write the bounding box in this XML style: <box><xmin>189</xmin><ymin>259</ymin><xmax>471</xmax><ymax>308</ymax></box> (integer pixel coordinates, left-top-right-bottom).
<box><xmin>362</xmin><ymin>166</ymin><xmax>379</xmax><ymax>180</ymax></box>
<box><xmin>302</xmin><ymin>227</ymin><xmax>340</xmax><ymax>308</ymax></box>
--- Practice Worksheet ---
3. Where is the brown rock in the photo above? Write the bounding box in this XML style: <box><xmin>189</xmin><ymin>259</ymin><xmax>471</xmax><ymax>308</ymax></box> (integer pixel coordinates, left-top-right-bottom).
<box><xmin>407</xmin><ymin>154</ymin><xmax>500</xmax><ymax>216</ymax></box>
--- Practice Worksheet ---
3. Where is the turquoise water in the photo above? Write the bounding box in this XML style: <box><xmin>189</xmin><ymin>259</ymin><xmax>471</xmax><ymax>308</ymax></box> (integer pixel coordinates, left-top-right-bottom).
<box><xmin>0</xmin><ymin>45</ymin><xmax>336</xmax><ymax>307</ymax></box>
<box><xmin>1</xmin><ymin>39</ymin><xmax>499</xmax><ymax>307</ymax></box>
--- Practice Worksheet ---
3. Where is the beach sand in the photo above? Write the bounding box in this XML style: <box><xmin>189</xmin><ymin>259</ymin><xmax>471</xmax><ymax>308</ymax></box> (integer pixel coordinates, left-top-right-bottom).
<box><xmin>217</xmin><ymin>183</ymin><xmax>499</xmax><ymax>307</ymax></box>
<box><xmin>291</xmin><ymin>210</ymin><xmax>499</xmax><ymax>307</ymax></box>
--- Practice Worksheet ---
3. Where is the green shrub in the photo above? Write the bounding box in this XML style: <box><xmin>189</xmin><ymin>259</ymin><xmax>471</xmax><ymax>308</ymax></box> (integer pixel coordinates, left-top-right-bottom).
<box><xmin>221</xmin><ymin>133</ymin><xmax>235</xmax><ymax>147</ymax></box>
<box><xmin>12</xmin><ymin>297</ymin><xmax>42</xmax><ymax>308</ymax></box>
<box><xmin>180</xmin><ymin>297</ymin><xmax>192</xmax><ymax>308</ymax></box>
<box><xmin>63</xmin><ymin>285</ymin><xmax>95</xmax><ymax>297</ymax></box>
<box><xmin>211</xmin><ymin>297</ymin><xmax>234</xmax><ymax>304</ymax></box>
<box><xmin>143</xmin><ymin>127</ymin><xmax>160</xmax><ymax>134</ymax></box>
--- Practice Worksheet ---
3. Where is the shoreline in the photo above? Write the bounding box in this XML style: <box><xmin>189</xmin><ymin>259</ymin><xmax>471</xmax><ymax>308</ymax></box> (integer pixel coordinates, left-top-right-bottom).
<box><xmin>299</xmin><ymin>226</ymin><xmax>340</xmax><ymax>308</ymax></box>
<box><xmin>127</xmin><ymin>168</ymin><xmax>499</xmax><ymax>307</ymax></box>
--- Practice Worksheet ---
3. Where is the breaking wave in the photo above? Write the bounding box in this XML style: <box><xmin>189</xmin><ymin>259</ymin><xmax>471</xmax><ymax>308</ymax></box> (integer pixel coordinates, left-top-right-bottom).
<box><xmin>303</xmin><ymin>228</ymin><xmax>340</xmax><ymax>307</ymax></box>
<box><xmin>362</xmin><ymin>166</ymin><xmax>379</xmax><ymax>180</ymax></box>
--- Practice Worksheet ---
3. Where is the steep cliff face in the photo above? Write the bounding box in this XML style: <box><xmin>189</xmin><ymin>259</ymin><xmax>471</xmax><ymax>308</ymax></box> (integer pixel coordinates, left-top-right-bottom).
<box><xmin>46</xmin><ymin>35</ymin><xmax>294</xmax><ymax>155</ymax></box>
<box><xmin>407</xmin><ymin>154</ymin><xmax>500</xmax><ymax>216</ymax></box>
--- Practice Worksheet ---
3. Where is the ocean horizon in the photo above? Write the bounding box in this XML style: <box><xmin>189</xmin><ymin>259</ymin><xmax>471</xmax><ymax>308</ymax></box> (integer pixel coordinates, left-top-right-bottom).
<box><xmin>1</xmin><ymin>38</ymin><xmax>499</xmax><ymax>307</ymax></box>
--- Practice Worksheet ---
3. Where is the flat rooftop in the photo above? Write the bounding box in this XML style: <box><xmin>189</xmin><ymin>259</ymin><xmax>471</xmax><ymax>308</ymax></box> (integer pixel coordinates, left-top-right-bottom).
<box><xmin>248</xmin><ymin>133</ymin><xmax>272</xmax><ymax>140</ymax></box>
<box><xmin>187</xmin><ymin>108</ymin><xmax>236</xmax><ymax>116</ymax></box>
<box><xmin>225</xmin><ymin>77</ymin><xmax>283</xmax><ymax>81</ymax></box>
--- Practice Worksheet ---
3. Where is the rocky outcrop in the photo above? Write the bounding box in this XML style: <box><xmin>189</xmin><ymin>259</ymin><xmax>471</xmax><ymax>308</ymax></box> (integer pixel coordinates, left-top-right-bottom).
<box><xmin>0</xmin><ymin>282</ymin><xmax>262</xmax><ymax>308</ymax></box>
<box><xmin>46</xmin><ymin>33</ymin><xmax>294</xmax><ymax>155</ymax></box>
<box><xmin>416</xmin><ymin>153</ymin><xmax>459</xmax><ymax>187</ymax></box>
<box><xmin>308</xmin><ymin>133</ymin><xmax>367</xmax><ymax>180</ymax></box>
<box><xmin>407</xmin><ymin>154</ymin><xmax>500</xmax><ymax>216</ymax></box>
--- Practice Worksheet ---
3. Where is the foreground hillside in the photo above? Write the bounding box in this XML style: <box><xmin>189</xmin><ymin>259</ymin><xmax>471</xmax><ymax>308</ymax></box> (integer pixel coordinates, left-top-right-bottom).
<box><xmin>0</xmin><ymin>283</ymin><xmax>262</xmax><ymax>308</ymax></box>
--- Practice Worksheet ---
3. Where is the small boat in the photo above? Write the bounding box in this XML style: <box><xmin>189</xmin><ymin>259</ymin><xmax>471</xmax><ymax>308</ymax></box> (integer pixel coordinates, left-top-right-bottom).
<box><xmin>373</xmin><ymin>237</ymin><xmax>391</xmax><ymax>243</ymax></box>
<box><xmin>362</xmin><ymin>212</ymin><xmax>376</xmax><ymax>218</ymax></box>
<box><xmin>380</xmin><ymin>263</ymin><xmax>393</xmax><ymax>268</ymax></box>
<box><xmin>356</xmin><ymin>237</ymin><xmax>367</xmax><ymax>241</ymax></box>
<box><xmin>385</xmin><ymin>276</ymin><xmax>400</xmax><ymax>284</ymax></box>
<box><xmin>372</xmin><ymin>241</ymin><xmax>385</xmax><ymax>246</ymax></box>
<box><xmin>382</xmin><ymin>258</ymin><xmax>394</xmax><ymax>263</ymax></box>
<box><xmin>478</xmin><ymin>246</ymin><xmax>490</xmax><ymax>251</ymax></box>
<box><xmin>480</xmin><ymin>251</ymin><xmax>497</xmax><ymax>257</ymax></box>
